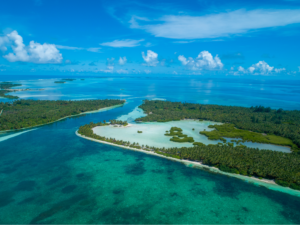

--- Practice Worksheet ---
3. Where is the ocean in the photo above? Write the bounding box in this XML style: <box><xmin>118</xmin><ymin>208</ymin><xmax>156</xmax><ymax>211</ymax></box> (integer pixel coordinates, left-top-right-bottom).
<box><xmin>0</xmin><ymin>75</ymin><xmax>300</xmax><ymax>224</ymax></box>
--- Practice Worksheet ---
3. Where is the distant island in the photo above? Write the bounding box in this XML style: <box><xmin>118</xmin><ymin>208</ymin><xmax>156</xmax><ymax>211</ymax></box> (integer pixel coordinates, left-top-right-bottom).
<box><xmin>0</xmin><ymin>82</ymin><xmax>44</xmax><ymax>99</ymax></box>
<box><xmin>54</xmin><ymin>78</ymin><xmax>76</xmax><ymax>84</ymax></box>
<box><xmin>77</xmin><ymin>100</ymin><xmax>300</xmax><ymax>191</ymax></box>
<box><xmin>0</xmin><ymin>99</ymin><xmax>125</xmax><ymax>131</ymax></box>
<box><xmin>0</xmin><ymin>82</ymin><xmax>22</xmax><ymax>99</ymax></box>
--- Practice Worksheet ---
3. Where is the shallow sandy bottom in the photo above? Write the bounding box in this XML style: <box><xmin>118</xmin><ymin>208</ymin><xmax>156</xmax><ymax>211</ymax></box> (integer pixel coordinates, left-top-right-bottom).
<box><xmin>93</xmin><ymin>119</ymin><xmax>291</xmax><ymax>152</ymax></box>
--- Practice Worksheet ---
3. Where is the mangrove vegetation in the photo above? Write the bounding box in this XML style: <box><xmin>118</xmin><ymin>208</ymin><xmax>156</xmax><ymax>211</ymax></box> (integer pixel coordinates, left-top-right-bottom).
<box><xmin>165</xmin><ymin>127</ymin><xmax>194</xmax><ymax>143</ymax></box>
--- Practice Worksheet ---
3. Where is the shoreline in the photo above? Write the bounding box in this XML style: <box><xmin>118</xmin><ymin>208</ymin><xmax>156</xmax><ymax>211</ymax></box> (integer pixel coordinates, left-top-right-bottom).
<box><xmin>76</xmin><ymin>130</ymin><xmax>300</xmax><ymax>197</ymax></box>
<box><xmin>0</xmin><ymin>103</ymin><xmax>124</xmax><ymax>133</ymax></box>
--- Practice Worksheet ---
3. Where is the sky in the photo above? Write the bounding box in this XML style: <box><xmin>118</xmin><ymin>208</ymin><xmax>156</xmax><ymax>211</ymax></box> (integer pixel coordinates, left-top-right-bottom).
<box><xmin>0</xmin><ymin>0</ymin><xmax>300</xmax><ymax>77</ymax></box>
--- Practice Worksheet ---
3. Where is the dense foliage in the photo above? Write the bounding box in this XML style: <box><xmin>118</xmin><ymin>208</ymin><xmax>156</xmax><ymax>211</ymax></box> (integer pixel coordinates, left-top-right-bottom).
<box><xmin>165</xmin><ymin>127</ymin><xmax>194</xmax><ymax>143</ymax></box>
<box><xmin>201</xmin><ymin>124</ymin><xmax>296</xmax><ymax>148</ymax></box>
<box><xmin>78</xmin><ymin>122</ymin><xmax>300</xmax><ymax>190</ymax></box>
<box><xmin>0</xmin><ymin>99</ymin><xmax>124</xmax><ymax>130</ymax></box>
<box><xmin>136</xmin><ymin>100</ymin><xmax>300</xmax><ymax>151</ymax></box>
<box><xmin>0</xmin><ymin>82</ymin><xmax>21</xmax><ymax>99</ymax></box>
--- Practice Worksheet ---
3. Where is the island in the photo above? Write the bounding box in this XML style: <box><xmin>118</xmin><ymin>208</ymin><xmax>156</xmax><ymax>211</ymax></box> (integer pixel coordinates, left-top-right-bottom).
<box><xmin>0</xmin><ymin>82</ymin><xmax>44</xmax><ymax>99</ymax></box>
<box><xmin>0</xmin><ymin>82</ymin><xmax>22</xmax><ymax>99</ymax></box>
<box><xmin>77</xmin><ymin>100</ymin><xmax>300</xmax><ymax>192</ymax></box>
<box><xmin>0</xmin><ymin>99</ymin><xmax>125</xmax><ymax>131</ymax></box>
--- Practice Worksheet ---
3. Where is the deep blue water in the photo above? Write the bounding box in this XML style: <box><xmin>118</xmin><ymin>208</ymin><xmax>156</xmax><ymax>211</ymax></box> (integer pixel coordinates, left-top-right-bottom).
<box><xmin>0</xmin><ymin>76</ymin><xmax>300</xmax><ymax>224</ymax></box>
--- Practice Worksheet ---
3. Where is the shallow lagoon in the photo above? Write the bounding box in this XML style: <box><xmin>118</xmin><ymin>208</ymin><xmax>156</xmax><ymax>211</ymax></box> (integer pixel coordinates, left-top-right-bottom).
<box><xmin>94</xmin><ymin>109</ymin><xmax>291</xmax><ymax>152</ymax></box>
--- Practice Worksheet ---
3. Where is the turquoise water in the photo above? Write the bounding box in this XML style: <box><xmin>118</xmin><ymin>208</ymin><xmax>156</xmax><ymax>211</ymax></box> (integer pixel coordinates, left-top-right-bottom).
<box><xmin>1</xmin><ymin>76</ymin><xmax>300</xmax><ymax>224</ymax></box>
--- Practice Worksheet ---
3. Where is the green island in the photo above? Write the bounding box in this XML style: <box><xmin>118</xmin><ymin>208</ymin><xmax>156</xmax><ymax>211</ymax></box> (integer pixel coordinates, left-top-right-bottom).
<box><xmin>77</xmin><ymin>100</ymin><xmax>300</xmax><ymax>191</ymax></box>
<box><xmin>165</xmin><ymin>127</ymin><xmax>194</xmax><ymax>142</ymax></box>
<box><xmin>137</xmin><ymin>131</ymin><xmax>143</xmax><ymax>133</ymax></box>
<box><xmin>54</xmin><ymin>81</ymin><xmax>66</xmax><ymax>84</ymax></box>
<box><xmin>0</xmin><ymin>99</ymin><xmax>125</xmax><ymax>131</ymax></box>
<box><xmin>0</xmin><ymin>82</ymin><xmax>21</xmax><ymax>99</ymax></box>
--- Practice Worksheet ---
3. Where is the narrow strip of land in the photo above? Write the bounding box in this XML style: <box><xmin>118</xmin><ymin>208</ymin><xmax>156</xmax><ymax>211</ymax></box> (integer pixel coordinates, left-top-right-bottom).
<box><xmin>76</xmin><ymin>130</ymin><xmax>300</xmax><ymax>197</ymax></box>
<box><xmin>0</xmin><ymin>99</ymin><xmax>125</xmax><ymax>132</ymax></box>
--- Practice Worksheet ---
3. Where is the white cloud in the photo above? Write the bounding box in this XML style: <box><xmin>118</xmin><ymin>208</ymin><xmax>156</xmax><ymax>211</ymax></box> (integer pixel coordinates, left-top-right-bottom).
<box><xmin>100</xmin><ymin>39</ymin><xmax>144</xmax><ymax>47</ymax></box>
<box><xmin>107</xmin><ymin>58</ymin><xmax>115</xmax><ymax>66</ymax></box>
<box><xmin>130</xmin><ymin>9</ymin><xmax>300</xmax><ymax>39</ymax></box>
<box><xmin>0</xmin><ymin>31</ymin><xmax>62</xmax><ymax>63</ymax></box>
<box><xmin>56</xmin><ymin>45</ymin><xmax>101</xmax><ymax>52</ymax></box>
<box><xmin>119</xmin><ymin>56</ymin><xmax>127</xmax><ymax>65</ymax></box>
<box><xmin>101</xmin><ymin>66</ymin><xmax>114</xmax><ymax>73</ymax></box>
<box><xmin>65</xmin><ymin>59</ymin><xmax>72</xmax><ymax>64</ymax></box>
<box><xmin>274</xmin><ymin>68</ymin><xmax>286</xmax><ymax>73</ymax></box>
<box><xmin>142</xmin><ymin>50</ymin><xmax>159</xmax><ymax>66</ymax></box>
<box><xmin>238</xmin><ymin>66</ymin><xmax>246</xmax><ymax>73</ymax></box>
<box><xmin>232</xmin><ymin>61</ymin><xmax>286</xmax><ymax>75</ymax></box>
<box><xmin>0</xmin><ymin>35</ymin><xmax>9</xmax><ymax>52</ymax></box>
<box><xmin>87</xmin><ymin>47</ymin><xmax>101</xmax><ymax>52</ymax></box>
<box><xmin>178</xmin><ymin>51</ymin><xmax>223</xmax><ymax>70</ymax></box>
<box><xmin>249</xmin><ymin>61</ymin><xmax>273</xmax><ymax>74</ymax></box>
<box><xmin>116</xmin><ymin>69</ymin><xmax>128</xmax><ymax>74</ymax></box>
<box><xmin>56</xmin><ymin>45</ymin><xmax>83</xmax><ymax>50</ymax></box>
<box><xmin>144</xmin><ymin>69</ymin><xmax>151</xmax><ymax>74</ymax></box>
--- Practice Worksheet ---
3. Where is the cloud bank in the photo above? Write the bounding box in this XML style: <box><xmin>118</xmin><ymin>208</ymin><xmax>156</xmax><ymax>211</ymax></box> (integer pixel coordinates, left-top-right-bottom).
<box><xmin>234</xmin><ymin>61</ymin><xmax>286</xmax><ymax>75</ymax></box>
<box><xmin>178</xmin><ymin>51</ymin><xmax>223</xmax><ymax>70</ymax></box>
<box><xmin>0</xmin><ymin>31</ymin><xmax>62</xmax><ymax>63</ymax></box>
<box><xmin>130</xmin><ymin>9</ymin><xmax>300</xmax><ymax>39</ymax></box>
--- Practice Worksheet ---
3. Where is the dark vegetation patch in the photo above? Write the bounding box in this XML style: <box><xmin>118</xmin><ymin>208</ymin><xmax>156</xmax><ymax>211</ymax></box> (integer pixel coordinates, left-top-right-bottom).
<box><xmin>124</xmin><ymin>162</ymin><xmax>146</xmax><ymax>176</ymax></box>
<box><xmin>189</xmin><ymin>187</ymin><xmax>207</xmax><ymax>196</ymax></box>
<box><xmin>151</xmin><ymin>169</ymin><xmax>164</xmax><ymax>173</ymax></box>
<box><xmin>1</xmin><ymin>166</ymin><xmax>17</xmax><ymax>174</ymax></box>
<box><xmin>213</xmin><ymin>180</ymin><xmax>240</xmax><ymax>199</ymax></box>
<box><xmin>61</xmin><ymin>185</ymin><xmax>77</xmax><ymax>194</ymax></box>
<box><xmin>242</xmin><ymin>207</ymin><xmax>249</xmax><ymax>212</ymax></box>
<box><xmin>46</xmin><ymin>176</ymin><xmax>63</xmax><ymax>185</ymax></box>
<box><xmin>18</xmin><ymin>196</ymin><xmax>35</xmax><ymax>205</ymax></box>
<box><xmin>170</xmin><ymin>192</ymin><xmax>179</xmax><ymax>198</ymax></box>
<box><xmin>98</xmin><ymin>204</ymin><xmax>154</xmax><ymax>224</ymax></box>
<box><xmin>15</xmin><ymin>180</ymin><xmax>36</xmax><ymax>191</ymax></box>
<box><xmin>76</xmin><ymin>173</ymin><xmax>85</xmax><ymax>178</ymax></box>
<box><xmin>113</xmin><ymin>188</ymin><xmax>125</xmax><ymax>195</ymax></box>
<box><xmin>30</xmin><ymin>194</ymin><xmax>86</xmax><ymax>224</ymax></box>
<box><xmin>0</xmin><ymin>191</ymin><xmax>15</xmax><ymax>208</ymax></box>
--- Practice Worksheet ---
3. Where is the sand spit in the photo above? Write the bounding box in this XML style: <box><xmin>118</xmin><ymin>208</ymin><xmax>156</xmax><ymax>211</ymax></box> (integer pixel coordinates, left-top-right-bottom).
<box><xmin>76</xmin><ymin>131</ymin><xmax>300</xmax><ymax>197</ymax></box>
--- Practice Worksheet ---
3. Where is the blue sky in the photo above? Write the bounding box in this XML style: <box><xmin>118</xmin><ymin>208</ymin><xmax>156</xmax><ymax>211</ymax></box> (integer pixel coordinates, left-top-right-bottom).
<box><xmin>0</xmin><ymin>0</ymin><xmax>300</xmax><ymax>76</ymax></box>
